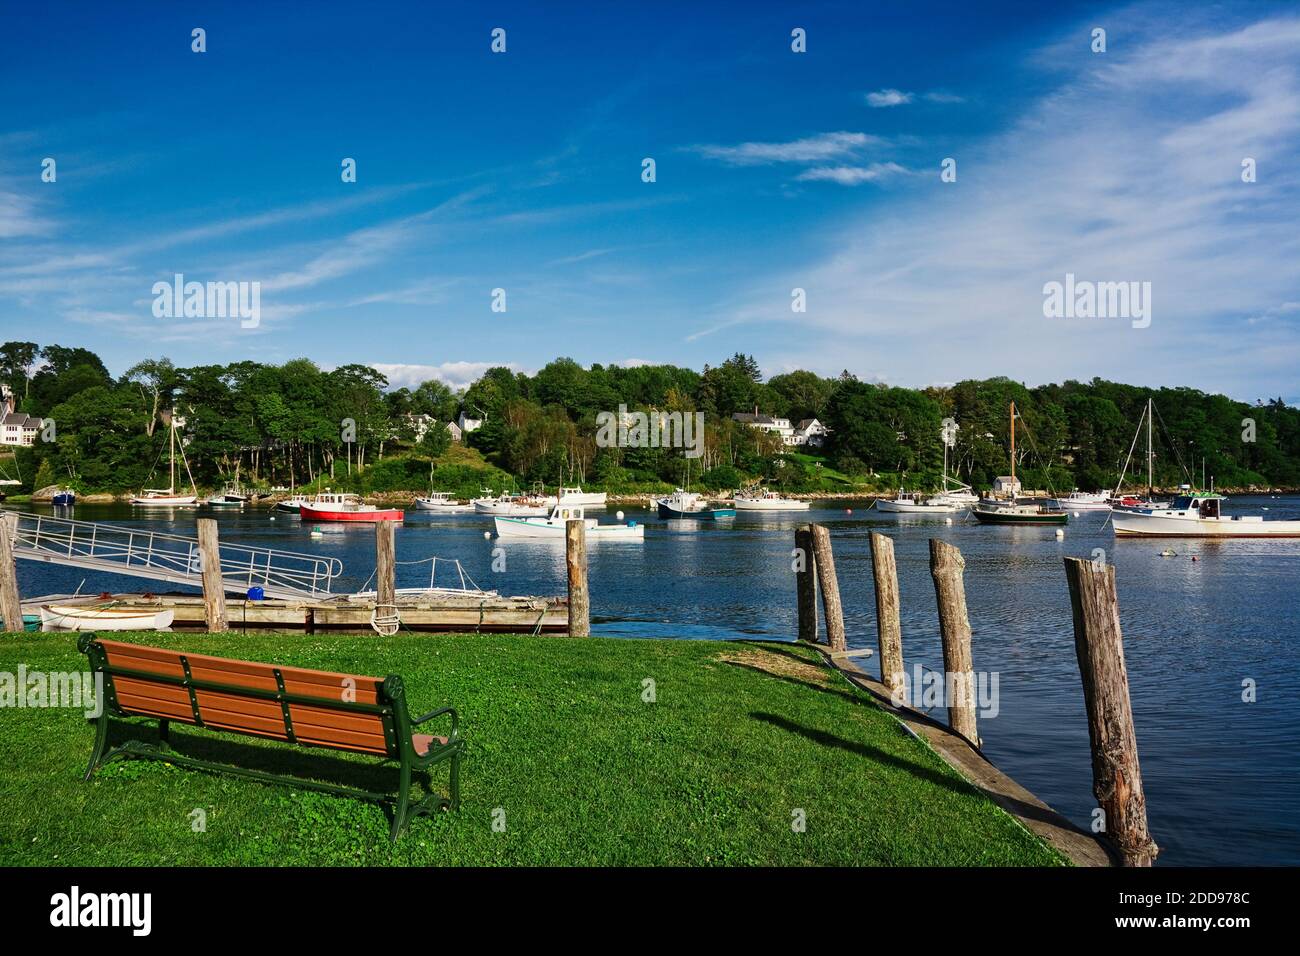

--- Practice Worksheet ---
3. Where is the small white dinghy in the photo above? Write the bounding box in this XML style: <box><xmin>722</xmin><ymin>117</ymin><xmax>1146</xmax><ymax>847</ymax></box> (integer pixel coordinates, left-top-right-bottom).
<box><xmin>40</xmin><ymin>604</ymin><xmax>176</xmax><ymax>631</ymax></box>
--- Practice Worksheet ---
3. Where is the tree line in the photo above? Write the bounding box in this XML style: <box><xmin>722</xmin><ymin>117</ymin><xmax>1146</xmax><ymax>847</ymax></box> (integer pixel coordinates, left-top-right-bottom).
<box><xmin>2</xmin><ymin>341</ymin><xmax>1297</xmax><ymax>496</ymax></box>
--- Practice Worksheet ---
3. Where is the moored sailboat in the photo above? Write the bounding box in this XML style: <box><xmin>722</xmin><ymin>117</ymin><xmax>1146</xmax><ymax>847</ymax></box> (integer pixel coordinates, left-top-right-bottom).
<box><xmin>973</xmin><ymin>402</ymin><xmax>1068</xmax><ymax>526</ymax></box>
<box><xmin>131</xmin><ymin>414</ymin><xmax>198</xmax><ymax>507</ymax></box>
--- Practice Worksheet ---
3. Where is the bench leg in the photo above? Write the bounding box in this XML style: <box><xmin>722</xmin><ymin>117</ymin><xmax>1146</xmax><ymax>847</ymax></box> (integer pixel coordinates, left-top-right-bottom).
<box><xmin>83</xmin><ymin>710</ymin><xmax>109</xmax><ymax>781</ymax></box>
<box><xmin>158</xmin><ymin>718</ymin><xmax>170</xmax><ymax>748</ymax></box>
<box><xmin>449</xmin><ymin>751</ymin><xmax>461</xmax><ymax>811</ymax></box>
<box><xmin>390</xmin><ymin>760</ymin><xmax>412</xmax><ymax>843</ymax></box>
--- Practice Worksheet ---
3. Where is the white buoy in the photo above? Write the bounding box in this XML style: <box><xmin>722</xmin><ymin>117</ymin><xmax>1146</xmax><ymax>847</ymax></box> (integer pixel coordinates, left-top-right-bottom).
<box><xmin>269</xmin><ymin>516</ymin><xmax>276</xmax><ymax>521</ymax></box>
<box><xmin>483</xmin><ymin>531</ymin><xmax>491</xmax><ymax>539</ymax></box>
<box><xmin>1055</xmin><ymin>528</ymin><xmax>1065</xmax><ymax>538</ymax></box>
<box><xmin>616</xmin><ymin>510</ymin><xmax>625</xmax><ymax>521</ymax></box>
<box><xmin>1073</xmin><ymin>511</ymin><xmax>1081</xmax><ymax>518</ymax></box>
<box><xmin>945</xmin><ymin>517</ymin><xmax>953</xmax><ymax>525</ymax></box>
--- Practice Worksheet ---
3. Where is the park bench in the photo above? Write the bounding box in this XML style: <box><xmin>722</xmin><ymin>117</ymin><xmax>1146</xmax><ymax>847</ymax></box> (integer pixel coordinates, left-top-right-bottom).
<box><xmin>78</xmin><ymin>634</ymin><xmax>462</xmax><ymax>840</ymax></box>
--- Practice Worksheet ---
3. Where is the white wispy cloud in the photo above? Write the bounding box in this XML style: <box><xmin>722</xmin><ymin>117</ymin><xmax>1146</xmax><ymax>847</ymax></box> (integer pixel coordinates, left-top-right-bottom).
<box><xmin>795</xmin><ymin>163</ymin><xmax>909</xmax><ymax>185</ymax></box>
<box><xmin>866</xmin><ymin>88</ymin><xmax>913</xmax><ymax>107</ymax></box>
<box><xmin>367</xmin><ymin>361</ymin><xmax>527</xmax><ymax>392</ymax></box>
<box><xmin>689</xmin><ymin>131</ymin><xmax>880</xmax><ymax>166</ymax></box>
<box><xmin>703</xmin><ymin>12</ymin><xmax>1300</xmax><ymax>400</ymax></box>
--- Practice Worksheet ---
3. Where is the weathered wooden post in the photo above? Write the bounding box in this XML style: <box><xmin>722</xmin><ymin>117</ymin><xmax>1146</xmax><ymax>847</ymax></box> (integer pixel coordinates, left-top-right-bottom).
<box><xmin>809</xmin><ymin>523</ymin><xmax>846</xmax><ymax>651</ymax></box>
<box><xmin>1063</xmin><ymin>557</ymin><xmax>1159</xmax><ymax>867</ymax></box>
<box><xmin>794</xmin><ymin>525</ymin><xmax>818</xmax><ymax>643</ymax></box>
<box><xmin>0</xmin><ymin>512</ymin><xmax>21</xmax><ymax>632</ymax></box>
<box><xmin>375</xmin><ymin>520</ymin><xmax>396</xmax><ymax>610</ymax></box>
<box><xmin>928</xmin><ymin>539</ymin><xmax>978</xmax><ymax>747</ymax></box>
<box><xmin>195</xmin><ymin>518</ymin><xmax>228</xmax><ymax>632</ymax></box>
<box><xmin>565</xmin><ymin>518</ymin><xmax>589</xmax><ymax>637</ymax></box>
<box><xmin>869</xmin><ymin>532</ymin><xmax>904</xmax><ymax>697</ymax></box>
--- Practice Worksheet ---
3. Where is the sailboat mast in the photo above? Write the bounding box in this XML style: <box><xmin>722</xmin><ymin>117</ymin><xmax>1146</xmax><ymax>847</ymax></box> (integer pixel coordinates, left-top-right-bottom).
<box><xmin>1147</xmin><ymin>397</ymin><xmax>1153</xmax><ymax>494</ymax></box>
<box><xmin>169</xmin><ymin>413</ymin><xmax>176</xmax><ymax>491</ymax></box>
<box><xmin>1009</xmin><ymin>402</ymin><xmax>1016</xmax><ymax>486</ymax></box>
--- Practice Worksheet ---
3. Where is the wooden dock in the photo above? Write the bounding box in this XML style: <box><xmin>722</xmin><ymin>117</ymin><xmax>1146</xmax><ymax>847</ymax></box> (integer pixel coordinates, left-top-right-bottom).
<box><xmin>22</xmin><ymin>591</ymin><xmax>569</xmax><ymax>635</ymax></box>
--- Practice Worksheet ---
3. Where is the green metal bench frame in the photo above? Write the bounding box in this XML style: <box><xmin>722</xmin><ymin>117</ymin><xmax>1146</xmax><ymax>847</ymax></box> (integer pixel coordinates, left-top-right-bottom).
<box><xmin>78</xmin><ymin>633</ymin><xmax>462</xmax><ymax>841</ymax></box>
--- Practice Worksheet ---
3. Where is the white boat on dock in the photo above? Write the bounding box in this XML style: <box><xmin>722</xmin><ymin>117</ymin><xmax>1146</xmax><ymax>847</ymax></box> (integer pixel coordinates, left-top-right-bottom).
<box><xmin>1111</xmin><ymin>493</ymin><xmax>1300</xmax><ymax>537</ymax></box>
<box><xmin>494</xmin><ymin>504</ymin><xmax>644</xmax><ymax>539</ymax></box>
<box><xmin>40</xmin><ymin>603</ymin><xmax>175</xmax><ymax>631</ymax></box>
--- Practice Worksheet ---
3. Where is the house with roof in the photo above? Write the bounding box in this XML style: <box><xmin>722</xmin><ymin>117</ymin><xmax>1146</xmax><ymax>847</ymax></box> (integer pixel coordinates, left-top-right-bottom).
<box><xmin>1</xmin><ymin>385</ymin><xmax>43</xmax><ymax>447</ymax></box>
<box><xmin>732</xmin><ymin>410</ymin><xmax>795</xmax><ymax>445</ymax></box>
<box><xmin>792</xmin><ymin>418</ymin><xmax>828</xmax><ymax>448</ymax></box>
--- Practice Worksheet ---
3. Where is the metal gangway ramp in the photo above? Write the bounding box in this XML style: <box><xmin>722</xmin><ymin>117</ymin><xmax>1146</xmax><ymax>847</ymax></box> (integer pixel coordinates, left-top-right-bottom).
<box><xmin>7</xmin><ymin>511</ymin><xmax>342</xmax><ymax>600</ymax></box>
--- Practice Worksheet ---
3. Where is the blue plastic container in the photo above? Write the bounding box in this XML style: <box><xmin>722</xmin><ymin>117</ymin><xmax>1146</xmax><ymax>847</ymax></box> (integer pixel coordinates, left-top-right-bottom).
<box><xmin>246</xmin><ymin>586</ymin><xmax>265</xmax><ymax>601</ymax></box>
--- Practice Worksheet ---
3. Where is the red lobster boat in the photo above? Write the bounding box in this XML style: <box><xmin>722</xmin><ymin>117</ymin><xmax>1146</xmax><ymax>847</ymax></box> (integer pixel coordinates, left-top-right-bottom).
<box><xmin>299</xmin><ymin>491</ymin><xmax>403</xmax><ymax>522</ymax></box>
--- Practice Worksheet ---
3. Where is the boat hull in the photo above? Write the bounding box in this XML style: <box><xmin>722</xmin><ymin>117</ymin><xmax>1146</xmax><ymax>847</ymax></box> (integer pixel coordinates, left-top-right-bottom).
<box><xmin>40</xmin><ymin>605</ymin><xmax>175</xmax><ymax>631</ymax></box>
<box><xmin>876</xmin><ymin>499</ymin><xmax>960</xmax><ymax>514</ymax></box>
<box><xmin>299</xmin><ymin>505</ymin><xmax>404</xmax><ymax>522</ymax></box>
<box><xmin>473</xmin><ymin>500</ymin><xmax>549</xmax><ymax>516</ymax></box>
<box><xmin>131</xmin><ymin>495</ymin><xmax>198</xmax><ymax>507</ymax></box>
<box><xmin>494</xmin><ymin>517</ymin><xmax>643</xmax><ymax>539</ymax></box>
<box><xmin>734</xmin><ymin>497</ymin><xmax>810</xmax><ymax>511</ymax></box>
<box><xmin>973</xmin><ymin>507</ymin><xmax>1069</xmax><ymax>525</ymax></box>
<box><xmin>657</xmin><ymin>502</ymin><xmax>736</xmax><ymax>519</ymax></box>
<box><xmin>557</xmin><ymin>492</ymin><xmax>608</xmax><ymax>507</ymax></box>
<box><xmin>415</xmin><ymin>498</ymin><xmax>473</xmax><ymax>513</ymax></box>
<box><xmin>51</xmin><ymin>493</ymin><xmax>76</xmax><ymax>507</ymax></box>
<box><xmin>1112</xmin><ymin>514</ymin><xmax>1300</xmax><ymax>537</ymax></box>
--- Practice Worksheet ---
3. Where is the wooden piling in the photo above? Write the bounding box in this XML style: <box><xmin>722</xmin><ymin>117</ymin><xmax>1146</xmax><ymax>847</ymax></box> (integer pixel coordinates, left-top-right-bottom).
<box><xmin>794</xmin><ymin>525</ymin><xmax>818</xmax><ymax>643</ymax></box>
<box><xmin>566</xmin><ymin>518</ymin><xmax>590</xmax><ymax>637</ymax></box>
<box><xmin>1063</xmin><ymin>557</ymin><xmax>1159</xmax><ymax>867</ymax></box>
<box><xmin>928</xmin><ymin>539</ymin><xmax>978</xmax><ymax>747</ymax></box>
<box><xmin>0</xmin><ymin>512</ymin><xmax>21</xmax><ymax>632</ymax></box>
<box><xmin>810</xmin><ymin>523</ymin><xmax>846</xmax><ymax>652</ymax></box>
<box><xmin>869</xmin><ymin>532</ymin><xmax>904</xmax><ymax>696</ymax></box>
<box><xmin>375</xmin><ymin>521</ymin><xmax>396</xmax><ymax>610</ymax></box>
<box><xmin>195</xmin><ymin>518</ymin><xmax>228</xmax><ymax>632</ymax></box>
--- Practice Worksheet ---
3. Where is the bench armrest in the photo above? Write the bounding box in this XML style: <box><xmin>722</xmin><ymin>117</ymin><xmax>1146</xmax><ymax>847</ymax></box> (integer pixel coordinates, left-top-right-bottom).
<box><xmin>412</xmin><ymin>705</ymin><xmax>458</xmax><ymax>738</ymax></box>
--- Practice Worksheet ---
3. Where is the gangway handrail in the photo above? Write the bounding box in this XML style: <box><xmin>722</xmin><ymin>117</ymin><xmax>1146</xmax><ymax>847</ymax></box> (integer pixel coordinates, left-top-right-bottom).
<box><xmin>6</xmin><ymin>511</ymin><xmax>342</xmax><ymax>599</ymax></box>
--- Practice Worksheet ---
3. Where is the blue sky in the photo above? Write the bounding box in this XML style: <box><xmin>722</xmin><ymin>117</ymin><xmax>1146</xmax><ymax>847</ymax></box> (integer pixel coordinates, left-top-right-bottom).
<box><xmin>1</xmin><ymin>0</ymin><xmax>1298</xmax><ymax>401</ymax></box>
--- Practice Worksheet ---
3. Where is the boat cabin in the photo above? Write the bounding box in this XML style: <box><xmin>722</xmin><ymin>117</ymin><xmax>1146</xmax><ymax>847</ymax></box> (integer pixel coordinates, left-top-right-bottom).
<box><xmin>1169</xmin><ymin>494</ymin><xmax>1225</xmax><ymax>518</ymax></box>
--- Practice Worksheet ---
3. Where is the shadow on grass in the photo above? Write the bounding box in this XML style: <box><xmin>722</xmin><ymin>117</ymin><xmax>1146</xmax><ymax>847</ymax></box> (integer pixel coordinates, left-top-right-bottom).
<box><xmin>96</xmin><ymin>717</ymin><xmax>450</xmax><ymax>820</ymax></box>
<box><xmin>749</xmin><ymin>711</ymin><xmax>981</xmax><ymax>800</ymax></box>
<box><xmin>720</xmin><ymin>659</ymin><xmax>863</xmax><ymax>705</ymax></box>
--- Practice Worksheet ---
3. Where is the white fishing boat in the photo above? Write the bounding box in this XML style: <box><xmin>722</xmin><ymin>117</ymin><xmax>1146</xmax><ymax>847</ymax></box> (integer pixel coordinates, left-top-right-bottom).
<box><xmin>40</xmin><ymin>604</ymin><xmax>175</xmax><ymax>631</ymax></box>
<box><xmin>473</xmin><ymin>492</ymin><xmax>550</xmax><ymax>516</ymax></box>
<box><xmin>1112</xmin><ymin>493</ymin><xmax>1300</xmax><ymax>537</ymax></box>
<box><xmin>415</xmin><ymin>491</ymin><xmax>473</xmax><ymax>513</ymax></box>
<box><xmin>131</xmin><ymin>414</ymin><xmax>198</xmax><ymax>506</ymax></box>
<box><xmin>733</xmin><ymin>487</ymin><xmax>810</xmax><ymax>511</ymax></box>
<box><xmin>1050</xmin><ymin>490</ymin><xmax>1114</xmax><ymax>511</ymax></box>
<box><xmin>876</xmin><ymin>490</ymin><xmax>962</xmax><ymax>514</ymax></box>
<box><xmin>556</xmin><ymin>486</ymin><xmax>608</xmax><ymax>507</ymax></box>
<box><xmin>495</xmin><ymin>504</ymin><xmax>644</xmax><ymax>539</ymax></box>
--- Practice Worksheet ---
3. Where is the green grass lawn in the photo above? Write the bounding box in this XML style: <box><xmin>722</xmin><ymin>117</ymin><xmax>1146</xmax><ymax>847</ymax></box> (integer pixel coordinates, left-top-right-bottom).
<box><xmin>0</xmin><ymin>631</ymin><xmax>1063</xmax><ymax>866</ymax></box>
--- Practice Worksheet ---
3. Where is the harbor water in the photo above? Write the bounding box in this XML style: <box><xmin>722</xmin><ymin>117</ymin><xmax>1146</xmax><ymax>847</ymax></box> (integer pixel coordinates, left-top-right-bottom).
<box><xmin>10</xmin><ymin>494</ymin><xmax>1300</xmax><ymax>866</ymax></box>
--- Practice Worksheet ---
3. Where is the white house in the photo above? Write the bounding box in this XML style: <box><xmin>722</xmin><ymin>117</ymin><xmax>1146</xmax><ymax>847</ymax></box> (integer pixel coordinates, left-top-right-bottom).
<box><xmin>1</xmin><ymin>385</ymin><xmax>42</xmax><ymax>447</ymax></box>
<box><xmin>792</xmin><ymin>418</ymin><xmax>828</xmax><ymax>448</ymax></box>
<box><xmin>993</xmin><ymin>475</ymin><xmax>1022</xmax><ymax>496</ymax></box>
<box><xmin>407</xmin><ymin>413</ymin><xmax>463</xmax><ymax>443</ymax></box>
<box><xmin>458</xmin><ymin>411</ymin><xmax>483</xmax><ymax>434</ymax></box>
<box><xmin>732</xmin><ymin>411</ymin><xmax>795</xmax><ymax>445</ymax></box>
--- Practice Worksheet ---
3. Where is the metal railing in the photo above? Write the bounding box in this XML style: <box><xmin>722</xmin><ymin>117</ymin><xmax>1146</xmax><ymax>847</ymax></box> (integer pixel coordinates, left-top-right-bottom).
<box><xmin>7</xmin><ymin>511</ymin><xmax>341</xmax><ymax>599</ymax></box>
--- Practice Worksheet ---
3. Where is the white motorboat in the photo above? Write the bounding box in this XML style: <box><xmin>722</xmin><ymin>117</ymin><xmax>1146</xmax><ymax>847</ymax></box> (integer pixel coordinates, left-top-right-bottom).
<box><xmin>556</xmin><ymin>486</ymin><xmax>607</xmax><ymax>507</ymax></box>
<box><xmin>1112</xmin><ymin>493</ymin><xmax>1300</xmax><ymax>537</ymax></box>
<box><xmin>131</xmin><ymin>415</ymin><xmax>198</xmax><ymax>506</ymax></box>
<box><xmin>876</xmin><ymin>490</ymin><xmax>962</xmax><ymax>514</ymax></box>
<box><xmin>733</xmin><ymin>487</ymin><xmax>810</xmax><ymax>511</ymax></box>
<box><xmin>415</xmin><ymin>491</ymin><xmax>473</xmax><ymax>513</ymax></box>
<box><xmin>40</xmin><ymin>604</ymin><xmax>175</xmax><ymax>631</ymax></box>
<box><xmin>494</xmin><ymin>504</ymin><xmax>644</xmax><ymax>539</ymax></box>
<box><xmin>473</xmin><ymin>493</ymin><xmax>550</xmax><ymax>516</ymax></box>
<box><xmin>1050</xmin><ymin>490</ymin><xmax>1114</xmax><ymax>511</ymax></box>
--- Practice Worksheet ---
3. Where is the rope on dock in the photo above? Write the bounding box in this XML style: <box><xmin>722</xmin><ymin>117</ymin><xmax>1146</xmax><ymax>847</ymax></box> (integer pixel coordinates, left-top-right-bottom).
<box><xmin>370</xmin><ymin>602</ymin><xmax>400</xmax><ymax>636</ymax></box>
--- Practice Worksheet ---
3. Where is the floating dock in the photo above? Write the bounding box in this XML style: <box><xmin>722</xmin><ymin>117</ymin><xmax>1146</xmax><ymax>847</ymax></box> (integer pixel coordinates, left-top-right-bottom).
<box><xmin>22</xmin><ymin>591</ymin><xmax>569</xmax><ymax>635</ymax></box>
